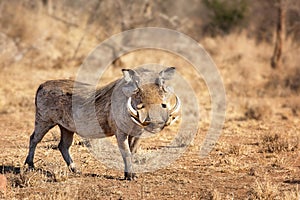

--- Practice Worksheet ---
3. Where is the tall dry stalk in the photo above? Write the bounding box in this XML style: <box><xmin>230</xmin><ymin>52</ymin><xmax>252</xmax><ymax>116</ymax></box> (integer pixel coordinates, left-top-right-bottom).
<box><xmin>271</xmin><ymin>0</ymin><xmax>286</xmax><ymax>69</ymax></box>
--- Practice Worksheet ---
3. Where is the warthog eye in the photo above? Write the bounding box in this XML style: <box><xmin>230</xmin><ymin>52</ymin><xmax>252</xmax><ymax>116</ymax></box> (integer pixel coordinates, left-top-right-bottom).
<box><xmin>161</xmin><ymin>103</ymin><xmax>167</xmax><ymax>108</ymax></box>
<box><xmin>137</xmin><ymin>104</ymin><xmax>144</xmax><ymax>109</ymax></box>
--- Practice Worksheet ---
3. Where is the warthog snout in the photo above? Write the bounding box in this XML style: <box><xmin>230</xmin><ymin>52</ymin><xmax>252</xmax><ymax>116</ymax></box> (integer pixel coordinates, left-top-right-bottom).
<box><xmin>127</xmin><ymin>87</ymin><xmax>181</xmax><ymax>133</ymax></box>
<box><xmin>140</xmin><ymin>104</ymin><xmax>169</xmax><ymax>133</ymax></box>
<box><xmin>119</xmin><ymin>66</ymin><xmax>182</xmax><ymax>179</ymax></box>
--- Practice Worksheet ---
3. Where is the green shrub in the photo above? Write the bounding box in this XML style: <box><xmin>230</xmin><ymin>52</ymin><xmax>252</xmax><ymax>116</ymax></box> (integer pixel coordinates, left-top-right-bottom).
<box><xmin>203</xmin><ymin>0</ymin><xmax>248</xmax><ymax>34</ymax></box>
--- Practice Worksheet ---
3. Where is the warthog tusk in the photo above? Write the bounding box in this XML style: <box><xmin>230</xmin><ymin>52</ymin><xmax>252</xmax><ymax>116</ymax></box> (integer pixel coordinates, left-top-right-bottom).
<box><xmin>170</xmin><ymin>95</ymin><xmax>181</xmax><ymax>116</ymax></box>
<box><xmin>165</xmin><ymin>94</ymin><xmax>181</xmax><ymax>126</ymax></box>
<box><xmin>127</xmin><ymin>97</ymin><xmax>145</xmax><ymax>127</ymax></box>
<box><xmin>127</xmin><ymin>97</ymin><xmax>138</xmax><ymax>117</ymax></box>
<box><xmin>130</xmin><ymin>116</ymin><xmax>145</xmax><ymax>127</ymax></box>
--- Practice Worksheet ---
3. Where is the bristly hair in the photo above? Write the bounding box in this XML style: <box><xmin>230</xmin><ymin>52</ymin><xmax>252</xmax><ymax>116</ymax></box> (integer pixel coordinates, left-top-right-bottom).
<box><xmin>94</xmin><ymin>79</ymin><xmax>121</xmax><ymax>104</ymax></box>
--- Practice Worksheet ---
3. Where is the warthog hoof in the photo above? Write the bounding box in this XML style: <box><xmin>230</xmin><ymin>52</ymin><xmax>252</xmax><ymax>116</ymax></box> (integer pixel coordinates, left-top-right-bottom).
<box><xmin>24</xmin><ymin>159</ymin><xmax>35</xmax><ymax>171</ymax></box>
<box><xmin>124</xmin><ymin>172</ymin><xmax>136</xmax><ymax>181</ymax></box>
<box><xmin>68</xmin><ymin>163</ymin><xmax>81</xmax><ymax>174</ymax></box>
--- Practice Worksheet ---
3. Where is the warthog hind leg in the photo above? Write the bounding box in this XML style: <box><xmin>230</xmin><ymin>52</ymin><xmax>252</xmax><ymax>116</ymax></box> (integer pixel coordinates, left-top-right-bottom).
<box><xmin>58</xmin><ymin>125</ymin><xmax>78</xmax><ymax>173</ymax></box>
<box><xmin>25</xmin><ymin>120</ymin><xmax>55</xmax><ymax>169</ymax></box>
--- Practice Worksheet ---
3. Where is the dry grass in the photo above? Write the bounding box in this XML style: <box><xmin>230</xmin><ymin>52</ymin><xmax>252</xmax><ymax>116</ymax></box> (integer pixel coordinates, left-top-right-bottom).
<box><xmin>248</xmin><ymin>178</ymin><xmax>300</xmax><ymax>200</ymax></box>
<box><xmin>203</xmin><ymin>30</ymin><xmax>300</xmax><ymax>99</ymax></box>
<box><xmin>244</xmin><ymin>103</ymin><xmax>272</xmax><ymax>120</ymax></box>
<box><xmin>248</xmin><ymin>178</ymin><xmax>281</xmax><ymax>200</ymax></box>
<box><xmin>259</xmin><ymin>133</ymin><xmax>299</xmax><ymax>154</ymax></box>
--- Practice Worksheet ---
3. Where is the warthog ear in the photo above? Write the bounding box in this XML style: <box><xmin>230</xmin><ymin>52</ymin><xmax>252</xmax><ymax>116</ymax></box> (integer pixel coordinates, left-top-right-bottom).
<box><xmin>157</xmin><ymin>67</ymin><xmax>176</xmax><ymax>87</ymax></box>
<box><xmin>122</xmin><ymin>69</ymin><xmax>141</xmax><ymax>84</ymax></box>
<box><xmin>122</xmin><ymin>69</ymin><xmax>140</xmax><ymax>97</ymax></box>
<box><xmin>159</xmin><ymin>67</ymin><xmax>176</xmax><ymax>80</ymax></box>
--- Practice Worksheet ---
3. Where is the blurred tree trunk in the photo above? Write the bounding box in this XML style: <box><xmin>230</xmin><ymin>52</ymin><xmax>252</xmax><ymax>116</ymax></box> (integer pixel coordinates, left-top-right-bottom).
<box><xmin>42</xmin><ymin>0</ymin><xmax>53</xmax><ymax>15</ymax></box>
<box><xmin>271</xmin><ymin>0</ymin><xmax>286</xmax><ymax>69</ymax></box>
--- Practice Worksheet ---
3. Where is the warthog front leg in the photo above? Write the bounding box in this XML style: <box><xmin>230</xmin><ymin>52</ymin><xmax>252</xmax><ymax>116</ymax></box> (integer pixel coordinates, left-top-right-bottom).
<box><xmin>128</xmin><ymin>135</ymin><xmax>141</xmax><ymax>154</ymax></box>
<box><xmin>116</xmin><ymin>132</ymin><xmax>135</xmax><ymax>180</ymax></box>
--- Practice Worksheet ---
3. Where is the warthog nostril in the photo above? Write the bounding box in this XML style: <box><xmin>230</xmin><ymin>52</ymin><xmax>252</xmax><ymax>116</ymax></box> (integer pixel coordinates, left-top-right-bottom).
<box><xmin>155</xmin><ymin>121</ymin><xmax>165</xmax><ymax>126</ymax></box>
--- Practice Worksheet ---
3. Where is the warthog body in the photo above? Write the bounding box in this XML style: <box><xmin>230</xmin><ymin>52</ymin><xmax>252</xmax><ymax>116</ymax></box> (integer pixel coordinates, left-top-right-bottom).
<box><xmin>25</xmin><ymin>67</ymin><xmax>180</xmax><ymax>180</ymax></box>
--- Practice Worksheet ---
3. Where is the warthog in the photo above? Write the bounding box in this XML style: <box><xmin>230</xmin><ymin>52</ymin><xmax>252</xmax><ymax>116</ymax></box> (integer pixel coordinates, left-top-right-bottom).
<box><xmin>25</xmin><ymin>67</ymin><xmax>180</xmax><ymax>180</ymax></box>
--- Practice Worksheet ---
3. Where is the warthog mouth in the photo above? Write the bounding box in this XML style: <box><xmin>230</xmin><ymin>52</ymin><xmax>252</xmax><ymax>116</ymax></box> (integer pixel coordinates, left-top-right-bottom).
<box><xmin>127</xmin><ymin>94</ymin><xmax>181</xmax><ymax>129</ymax></box>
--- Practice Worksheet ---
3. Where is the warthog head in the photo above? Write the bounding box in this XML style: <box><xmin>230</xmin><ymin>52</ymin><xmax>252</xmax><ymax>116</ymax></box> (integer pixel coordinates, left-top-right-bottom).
<box><xmin>122</xmin><ymin>67</ymin><xmax>181</xmax><ymax>133</ymax></box>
